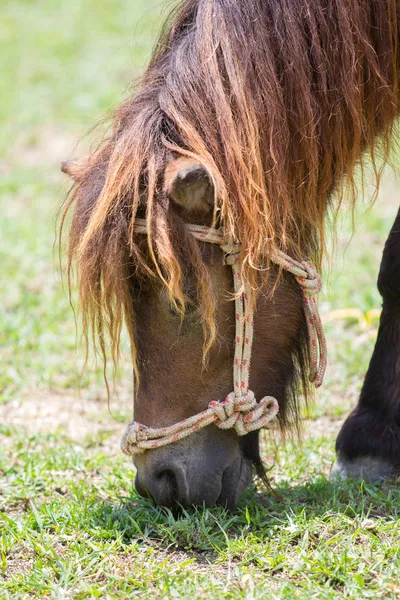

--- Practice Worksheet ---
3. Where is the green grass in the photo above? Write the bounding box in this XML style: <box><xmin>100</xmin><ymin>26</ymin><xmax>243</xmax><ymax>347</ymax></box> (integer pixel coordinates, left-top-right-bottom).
<box><xmin>1</xmin><ymin>1</ymin><xmax>400</xmax><ymax>598</ymax></box>
<box><xmin>3</xmin><ymin>429</ymin><xmax>400</xmax><ymax>599</ymax></box>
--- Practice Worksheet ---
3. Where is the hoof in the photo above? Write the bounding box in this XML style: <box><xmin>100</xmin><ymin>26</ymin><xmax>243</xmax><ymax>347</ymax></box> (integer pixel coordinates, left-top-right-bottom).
<box><xmin>331</xmin><ymin>456</ymin><xmax>398</xmax><ymax>482</ymax></box>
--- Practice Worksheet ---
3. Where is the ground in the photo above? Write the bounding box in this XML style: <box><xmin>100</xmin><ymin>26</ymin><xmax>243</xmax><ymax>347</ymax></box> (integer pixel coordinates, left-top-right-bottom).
<box><xmin>1</xmin><ymin>1</ymin><xmax>400</xmax><ymax>598</ymax></box>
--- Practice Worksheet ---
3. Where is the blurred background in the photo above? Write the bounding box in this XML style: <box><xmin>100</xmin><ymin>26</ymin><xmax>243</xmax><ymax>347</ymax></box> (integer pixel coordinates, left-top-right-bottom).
<box><xmin>1</xmin><ymin>1</ymin><xmax>400</xmax><ymax>596</ymax></box>
<box><xmin>1</xmin><ymin>0</ymin><xmax>172</xmax><ymax>438</ymax></box>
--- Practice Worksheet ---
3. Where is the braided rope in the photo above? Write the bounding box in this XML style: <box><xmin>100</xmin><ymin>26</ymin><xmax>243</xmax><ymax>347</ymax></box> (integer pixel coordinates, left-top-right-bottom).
<box><xmin>121</xmin><ymin>220</ymin><xmax>326</xmax><ymax>456</ymax></box>
<box><xmin>121</xmin><ymin>392</ymin><xmax>279</xmax><ymax>455</ymax></box>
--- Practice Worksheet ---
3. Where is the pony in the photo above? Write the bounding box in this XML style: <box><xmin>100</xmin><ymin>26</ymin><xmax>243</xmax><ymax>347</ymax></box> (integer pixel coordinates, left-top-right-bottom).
<box><xmin>61</xmin><ymin>0</ymin><xmax>400</xmax><ymax>507</ymax></box>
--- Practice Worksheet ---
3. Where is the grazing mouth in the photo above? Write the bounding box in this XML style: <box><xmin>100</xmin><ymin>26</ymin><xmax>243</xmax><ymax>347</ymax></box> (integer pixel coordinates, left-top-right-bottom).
<box><xmin>134</xmin><ymin>452</ymin><xmax>253</xmax><ymax>510</ymax></box>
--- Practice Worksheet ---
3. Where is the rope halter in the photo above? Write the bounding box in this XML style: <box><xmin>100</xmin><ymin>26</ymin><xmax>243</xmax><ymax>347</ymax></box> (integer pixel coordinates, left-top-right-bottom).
<box><xmin>121</xmin><ymin>220</ymin><xmax>327</xmax><ymax>456</ymax></box>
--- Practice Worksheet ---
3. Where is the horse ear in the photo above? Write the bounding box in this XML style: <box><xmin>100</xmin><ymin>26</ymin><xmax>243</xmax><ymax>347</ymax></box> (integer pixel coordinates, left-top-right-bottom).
<box><xmin>164</xmin><ymin>158</ymin><xmax>215</xmax><ymax>215</ymax></box>
<box><xmin>61</xmin><ymin>156</ymin><xmax>91</xmax><ymax>182</ymax></box>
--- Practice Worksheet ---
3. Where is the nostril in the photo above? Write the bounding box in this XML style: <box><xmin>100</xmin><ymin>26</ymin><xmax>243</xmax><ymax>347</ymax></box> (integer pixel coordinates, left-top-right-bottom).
<box><xmin>138</xmin><ymin>464</ymin><xmax>190</xmax><ymax>507</ymax></box>
<box><xmin>154</xmin><ymin>468</ymin><xmax>178</xmax><ymax>499</ymax></box>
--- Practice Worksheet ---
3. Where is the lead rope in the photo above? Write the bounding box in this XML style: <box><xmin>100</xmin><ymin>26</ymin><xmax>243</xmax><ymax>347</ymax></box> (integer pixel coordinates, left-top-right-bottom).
<box><xmin>121</xmin><ymin>221</ymin><xmax>327</xmax><ymax>456</ymax></box>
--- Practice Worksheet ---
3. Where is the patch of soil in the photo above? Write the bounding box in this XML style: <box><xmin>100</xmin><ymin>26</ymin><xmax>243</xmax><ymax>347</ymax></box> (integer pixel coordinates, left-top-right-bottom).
<box><xmin>2</xmin><ymin>545</ymin><xmax>34</xmax><ymax>582</ymax></box>
<box><xmin>0</xmin><ymin>389</ymin><xmax>127</xmax><ymax>448</ymax></box>
<box><xmin>303</xmin><ymin>415</ymin><xmax>345</xmax><ymax>440</ymax></box>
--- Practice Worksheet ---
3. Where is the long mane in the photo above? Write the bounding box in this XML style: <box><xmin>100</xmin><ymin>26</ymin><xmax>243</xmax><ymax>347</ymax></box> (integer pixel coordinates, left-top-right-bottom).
<box><xmin>62</xmin><ymin>0</ymin><xmax>400</xmax><ymax>385</ymax></box>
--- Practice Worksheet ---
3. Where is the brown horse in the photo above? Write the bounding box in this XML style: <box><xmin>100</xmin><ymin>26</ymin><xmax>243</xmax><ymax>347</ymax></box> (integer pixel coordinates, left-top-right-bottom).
<box><xmin>62</xmin><ymin>0</ymin><xmax>400</xmax><ymax>508</ymax></box>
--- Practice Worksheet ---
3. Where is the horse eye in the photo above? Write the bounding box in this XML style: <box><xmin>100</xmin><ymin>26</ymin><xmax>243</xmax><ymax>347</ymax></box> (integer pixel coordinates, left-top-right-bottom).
<box><xmin>168</xmin><ymin>299</ymin><xmax>198</xmax><ymax>318</ymax></box>
<box><xmin>167</xmin><ymin>284</ymin><xmax>198</xmax><ymax>317</ymax></box>
<box><xmin>164</xmin><ymin>279</ymin><xmax>198</xmax><ymax>318</ymax></box>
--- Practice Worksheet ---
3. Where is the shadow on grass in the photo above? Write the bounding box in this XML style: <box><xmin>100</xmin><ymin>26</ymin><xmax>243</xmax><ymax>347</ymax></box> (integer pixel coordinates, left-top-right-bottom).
<box><xmin>90</xmin><ymin>475</ymin><xmax>400</xmax><ymax>557</ymax></box>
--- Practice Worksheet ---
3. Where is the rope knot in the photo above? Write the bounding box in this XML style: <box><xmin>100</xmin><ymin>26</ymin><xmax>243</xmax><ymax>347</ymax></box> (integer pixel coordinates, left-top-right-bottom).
<box><xmin>121</xmin><ymin>422</ymin><xmax>148</xmax><ymax>455</ymax></box>
<box><xmin>221</xmin><ymin>243</ymin><xmax>241</xmax><ymax>266</ymax></box>
<box><xmin>296</xmin><ymin>262</ymin><xmax>322</xmax><ymax>296</ymax></box>
<box><xmin>210</xmin><ymin>391</ymin><xmax>279</xmax><ymax>436</ymax></box>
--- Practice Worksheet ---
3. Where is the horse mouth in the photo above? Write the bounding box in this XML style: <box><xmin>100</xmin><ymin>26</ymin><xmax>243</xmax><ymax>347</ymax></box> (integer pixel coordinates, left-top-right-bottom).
<box><xmin>134</xmin><ymin>452</ymin><xmax>253</xmax><ymax>510</ymax></box>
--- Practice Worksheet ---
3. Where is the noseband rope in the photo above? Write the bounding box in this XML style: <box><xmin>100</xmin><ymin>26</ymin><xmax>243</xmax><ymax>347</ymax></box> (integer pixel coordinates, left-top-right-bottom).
<box><xmin>121</xmin><ymin>219</ymin><xmax>327</xmax><ymax>456</ymax></box>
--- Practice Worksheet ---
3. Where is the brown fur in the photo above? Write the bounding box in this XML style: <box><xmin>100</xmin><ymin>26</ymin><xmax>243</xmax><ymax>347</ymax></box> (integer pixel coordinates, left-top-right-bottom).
<box><xmin>61</xmin><ymin>0</ymin><xmax>400</xmax><ymax>424</ymax></box>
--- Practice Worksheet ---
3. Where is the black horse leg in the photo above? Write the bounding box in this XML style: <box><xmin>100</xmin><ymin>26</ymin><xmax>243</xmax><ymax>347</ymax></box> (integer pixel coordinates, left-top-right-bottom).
<box><xmin>333</xmin><ymin>207</ymin><xmax>400</xmax><ymax>481</ymax></box>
